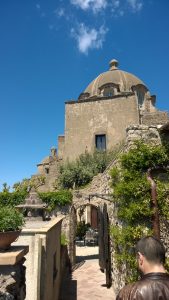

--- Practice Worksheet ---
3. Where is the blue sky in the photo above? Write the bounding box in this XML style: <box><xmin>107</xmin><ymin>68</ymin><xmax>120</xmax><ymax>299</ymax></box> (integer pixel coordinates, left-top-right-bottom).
<box><xmin>0</xmin><ymin>0</ymin><xmax>169</xmax><ymax>190</ymax></box>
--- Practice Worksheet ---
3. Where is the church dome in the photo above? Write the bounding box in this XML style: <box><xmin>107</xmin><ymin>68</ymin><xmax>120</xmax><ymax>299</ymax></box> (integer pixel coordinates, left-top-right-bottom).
<box><xmin>79</xmin><ymin>59</ymin><xmax>148</xmax><ymax>99</ymax></box>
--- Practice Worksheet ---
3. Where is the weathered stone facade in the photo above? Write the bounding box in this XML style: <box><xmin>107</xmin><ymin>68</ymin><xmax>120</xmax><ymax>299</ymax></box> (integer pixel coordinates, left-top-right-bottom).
<box><xmin>34</xmin><ymin>147</ymin><xmax>62</xmax><ymax>192</ymax></box>
<box><xmin>63</xmin><ymin>94</ymin><xmax>139</xmax><ymax>161</ymax></box>
<box><xmin>34</xmin><ymin>59</ymin><xmax>168</xmax><ymax>190</ymax></box>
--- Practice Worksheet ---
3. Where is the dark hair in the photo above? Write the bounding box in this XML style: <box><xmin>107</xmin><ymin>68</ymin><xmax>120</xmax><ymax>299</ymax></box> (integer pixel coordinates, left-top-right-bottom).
<box><xmin>136</xmin><ymin>236</ymin><xmax>166</xmax><ymax>264</ymax></box>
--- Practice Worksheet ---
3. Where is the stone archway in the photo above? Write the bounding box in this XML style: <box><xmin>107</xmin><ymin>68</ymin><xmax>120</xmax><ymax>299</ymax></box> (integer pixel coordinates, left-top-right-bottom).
<box><xmin>69</xmin><ymin>201</ymin><xmax>100</xmax><ymax>266</ymax></box>
<box><xmin>68</xmin><ymin>195</ymin><xmax>112</xmax><ymax>271</ymax></box>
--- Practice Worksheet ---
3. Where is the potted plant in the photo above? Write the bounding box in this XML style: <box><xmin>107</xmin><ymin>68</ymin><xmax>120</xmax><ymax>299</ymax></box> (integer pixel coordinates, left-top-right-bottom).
<box><xmin>0</xmin><ymin>206</ymin><xmax>25</xmax><ymax>250</ymax></box>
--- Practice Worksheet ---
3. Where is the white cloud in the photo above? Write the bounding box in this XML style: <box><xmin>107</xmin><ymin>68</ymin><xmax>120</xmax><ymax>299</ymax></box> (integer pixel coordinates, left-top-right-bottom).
<box><xmin>119</xmin><ymin>9</ymin><xmax>124</xmax><ymax>16</ymax></box>
<box><xmin>36</xmin><ymin>3</ymin><xmax>40</xmax><ymax>9</ymax></box>
<box><xmin>54</xmin><ymin>8</ymin><xmax>65</xmax><ymax>17</ymax></box>
<box><xmin>112</xmin><ymin>0</ymin><xmax>120</xmax><ymax>8</ymax></box>
<box><xmin>127</xmin><ymin>0</ymin><xmax>143</xmax><ymax>12</ymax></box>
<box><xmin>49</xmin><ymin>24</ymin><xmax>54</xmax><ymax>30</ymax></box>
<box><xmin>71</xmin><ymin>23</ymin><xmax>107</xmax><ymax>54</ymax></box>
<box><xmin>70</xmin><ymin>0</ymin><xmax>107</xmax><ymax>13</ymax></box>
<box><xmin>70</xmin><ymin>0</ymin><xmax>143</xmax><ymax>15</ymax></box>
<box><xmin>41</xmin><ymin>12</ymin><xmax>46</xmax><ymax>17</ymax></box>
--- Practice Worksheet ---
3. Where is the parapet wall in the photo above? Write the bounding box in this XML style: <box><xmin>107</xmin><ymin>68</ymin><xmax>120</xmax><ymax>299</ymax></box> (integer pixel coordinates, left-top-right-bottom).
<box><xmin>142</xmin><ymin>111</ymin><xmax>169</xmax><ymax>126</ymax></box>
<box><xmin>13</xmin><ymin>217</ymin><xmax>63</xmax><ymax>300</ymax></box>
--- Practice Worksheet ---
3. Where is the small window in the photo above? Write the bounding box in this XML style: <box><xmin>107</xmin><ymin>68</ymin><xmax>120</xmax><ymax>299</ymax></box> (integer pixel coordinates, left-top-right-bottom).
<box><xmin>103</xmin><ymin>86</ymin><xmax>114</xmax><ymax>97</ymax></box>
<box><xmin>45</xmin><ymin>168</ymin><xmax>49</xmax><ymax>174</ymax></box>
<box><xmin>136</xmin><ymin>90</ymin><xmax>145</xmax><ymax>106</ymax></box>
<box><xmin>99</xmin><ymin>84</ymin><xmax>116</xmax><ymax>97</ymax></box>
<box><xmin>95</xmin><ymin>134</ymin><xmax>106</xmax><ymax>150</ymax></box>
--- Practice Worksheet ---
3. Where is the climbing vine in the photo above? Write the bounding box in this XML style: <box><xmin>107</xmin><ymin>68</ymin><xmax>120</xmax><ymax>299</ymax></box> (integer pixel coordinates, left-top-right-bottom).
<box><xmin>110</xmin><ymin>141</ymin><xmax>169</xmax><ymax>283</ymax></box>
<box><xmin>39</xmin><ymin>190</ymin><xmax>73</xmax><ymax>210</ymax></box>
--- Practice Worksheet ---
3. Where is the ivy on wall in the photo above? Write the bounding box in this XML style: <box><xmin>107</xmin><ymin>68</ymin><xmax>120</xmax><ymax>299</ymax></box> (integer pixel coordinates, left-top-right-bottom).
<box><xmin>110</xmin><ymin>141</ymin><xmax>169</xmax><ymax>283</ymax></box>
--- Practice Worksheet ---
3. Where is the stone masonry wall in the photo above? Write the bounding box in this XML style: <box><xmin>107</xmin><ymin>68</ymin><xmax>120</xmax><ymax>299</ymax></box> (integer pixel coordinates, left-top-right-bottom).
<box><xmin>64</xmin><ymin>95</ymin><xmax>139</xmax><ymax>161</ymax></box>
<box><xmin>0</xmin><ymin>259</ymin><xmax>26</xmax><ymax>300</ymax></box>
<box><xmin>126</xmin><ymin>124</ymin><xmax>162</xmax><ymax>148</ymax></box>
<box><xmin>142</xmin><ymin>111</ymin><xmax>169</xmax><ymax>126</ymax></box>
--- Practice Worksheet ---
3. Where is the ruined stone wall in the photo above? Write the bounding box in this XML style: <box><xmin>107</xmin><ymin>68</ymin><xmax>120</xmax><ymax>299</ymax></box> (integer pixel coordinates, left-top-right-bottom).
<box><xmin>0</xmin><ymin>248</ymin><xmax>28</xmax><ymax>300</ymax></box>
<box><xmin>64</xmin><ymin>95</ymin><xmax>139</xmax><ymax>161</ymax></box>
<box><xmin>0</xmin><ymin>260</ymin><xmax>26</xmax><ymax>300</ymax></box>
<box><xmin>126</xmin><ymin>124</ymin><xmax>162</xmax><ymax>148</ymax></box>
<box><xmin>36</xmin><ymin>159</ymin><xmax>61</xmax><ymax>192</ymax></box>
<box><xmin>58</xmin><ymin>135</ymin><xmax>65</xmax><ymax>159</ymax></box>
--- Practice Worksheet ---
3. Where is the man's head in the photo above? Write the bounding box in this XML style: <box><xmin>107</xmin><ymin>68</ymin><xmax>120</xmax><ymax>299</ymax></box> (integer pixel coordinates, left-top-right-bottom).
<box><xmin>136</xmin><ymin>236</ymin><xmax>166</xmax><ymax>274</ymax></box>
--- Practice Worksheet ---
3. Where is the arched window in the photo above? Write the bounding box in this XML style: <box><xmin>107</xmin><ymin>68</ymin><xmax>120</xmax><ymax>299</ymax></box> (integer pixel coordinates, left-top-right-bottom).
<box><xmin>99</xmin><ymin>83</ymin><xmax>118</xmax><ymax>97</ymax></box>
<box><xmin>136</xmin><ymin>89</ymin><xmax>145</xmax><ymax>106</ymax></box>
<box><xmin>132</xmin><ymin>85</ymin><xmax>147</xmax><ymax>107</ymax></box>
<box><xmin>103</xmin><ymin>86</ymin><xmax>114</xmax><ymax>97</ymax></box>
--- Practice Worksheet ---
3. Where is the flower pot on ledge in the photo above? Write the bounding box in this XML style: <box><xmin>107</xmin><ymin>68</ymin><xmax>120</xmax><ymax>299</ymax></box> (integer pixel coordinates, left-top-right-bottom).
<box><xmin>0</xmin><ymin>230</ymin><xmax>21</xmax><ymax>250</ymax></box>
<box><xmin>0</xmin><ymin>206</ymin><xmax>24</xmax><ymax>251</ymax></box>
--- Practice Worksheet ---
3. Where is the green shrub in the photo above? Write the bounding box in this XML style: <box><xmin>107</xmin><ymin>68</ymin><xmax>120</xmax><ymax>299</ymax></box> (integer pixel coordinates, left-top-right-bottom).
<box><xmin>76</xmin><ymin>221</ymin><xmax>90</xmax><ymax>240</ymax></box>
<box><xmin>59</xmin><ymin>149</ymin><xmax>119</xmax><ymax>189</ymax></box>
<box><xmin>61</xmin><ymin>233</ymin><xmax>68</xmax><ymax>246</ymax></box>
<box><xmin>0</xmin><ymin>206</ymin><xmax>25</xmax><ymax>232</ymax></box>
<box><xmin>0</xmin><ymin>191</ymin><xmax>27</xmax><ymax>207</ymax></box>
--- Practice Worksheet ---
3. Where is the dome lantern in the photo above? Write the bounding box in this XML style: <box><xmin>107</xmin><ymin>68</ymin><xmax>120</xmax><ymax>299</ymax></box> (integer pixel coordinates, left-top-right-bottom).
<box><xmin>109</xmin><ymin>59</ymin><xmax>119</xmax><ymax>70</ymax></box>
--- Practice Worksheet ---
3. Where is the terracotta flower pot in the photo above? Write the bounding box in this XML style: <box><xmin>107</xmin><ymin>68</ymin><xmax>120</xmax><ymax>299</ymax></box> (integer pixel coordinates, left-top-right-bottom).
<box><xmin>0</xmin><ymin>230</ymin><xmax>21</xmax><ymax>250</ymax></box>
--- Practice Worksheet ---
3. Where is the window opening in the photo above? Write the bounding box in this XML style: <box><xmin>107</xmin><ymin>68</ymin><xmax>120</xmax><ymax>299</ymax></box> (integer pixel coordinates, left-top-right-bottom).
<box><xmin>103</xmin><ymin>86</ymin><xmax>114</xmax><ymax>97</ymax></box>
<box><xmin>95</xmin><ymin>134</ymin><xmax>106</xmax><ymax>150</ymax></box>
<box><xmin>136</xmin><ymin>89</ymin><xmax>145</xmax><ymax>106</ymax></box>
<box><xmin>45</xmin><ymin>168</ymin><xmax>49</xmax><ymax>174</ymax></box>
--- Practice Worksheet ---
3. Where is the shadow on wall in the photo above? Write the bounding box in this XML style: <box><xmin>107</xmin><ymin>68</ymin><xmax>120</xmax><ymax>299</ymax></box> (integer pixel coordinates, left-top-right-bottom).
<box><xmin>59</xmin><ymin>270</ymin><xmax>77</xmax><ymax>300</ymax></box>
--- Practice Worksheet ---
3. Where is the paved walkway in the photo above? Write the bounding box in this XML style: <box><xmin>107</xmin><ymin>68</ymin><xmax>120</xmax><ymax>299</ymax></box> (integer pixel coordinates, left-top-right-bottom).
<box><xmin>59</xmin><ymin>246</ymin><xmax>116</xmax><ymax>300</ymax></box>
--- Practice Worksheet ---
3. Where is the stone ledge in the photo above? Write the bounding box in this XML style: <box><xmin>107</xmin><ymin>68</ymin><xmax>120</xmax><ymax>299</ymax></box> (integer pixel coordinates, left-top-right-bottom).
<box><xmin>0</xmin><ymin>246</ymin><xmax>29</xmax><ymax>265</ymax></box>
<box><xmin>20</xmin><ymin>215</ymin><xmax>64</xmax><ymax>234</ymax></box>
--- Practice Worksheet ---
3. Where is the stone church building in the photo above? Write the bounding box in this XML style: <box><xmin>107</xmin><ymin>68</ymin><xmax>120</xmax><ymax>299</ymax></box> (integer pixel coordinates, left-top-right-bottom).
<box><xmin>35</xmin><ymin>59</ymin><xmax>168</xmax><ymax>191</ymax></box>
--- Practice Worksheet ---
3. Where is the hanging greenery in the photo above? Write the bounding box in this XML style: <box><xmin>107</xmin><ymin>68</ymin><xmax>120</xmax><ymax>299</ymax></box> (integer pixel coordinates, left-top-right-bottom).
<box><xmin>0</xmin><ymin>190</ymin><xmax>27</xmax><ymax>207</ymax></box>
<box><xmin>39</xmin><ymin>190</ymin><xmax>73</xmax><ymax>210</ymax></box>
<box><xmin>110</xmin><ymin>140</ymin><xmax>169</xmax><ymax>283</ymax></box>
